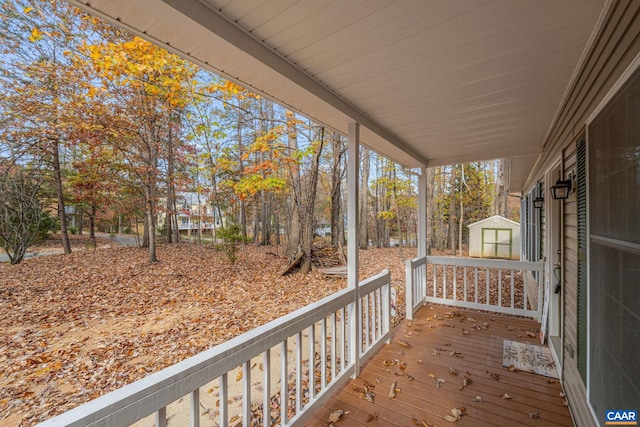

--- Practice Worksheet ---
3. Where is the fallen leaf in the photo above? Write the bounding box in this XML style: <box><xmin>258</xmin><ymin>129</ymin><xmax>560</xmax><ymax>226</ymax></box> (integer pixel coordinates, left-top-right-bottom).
<box><xmin>366</xmin><ymin>413</ymin><xmax>378</xmax><ymax>422</ymax></box>
<box><xmin>501</xmin><ymin>393</ymin><xmax>511</xmax><ymax>400</ymax></box>
<box><xmin>529</xmin><ymin>412</ymin><xmax>540</xmax><ymax>419</ymax></box>
<box><xmin>444</xmin><ymin>407</ymin><xmax>464</xmax><ymax>422</ymax></box>
<box><xmin>397</xmin><ymin>340</ymin><xmax>411</xmax><ymax>348</ymax></box>
<box><xmin>389</xmin><ymin>380</ymin><xmax>397</xmax><ymax>398</ymax></box>
<box><xmin>328</xmin><ymin>409</ymin><xmax>344</xmax><ymax>423</ymax></box>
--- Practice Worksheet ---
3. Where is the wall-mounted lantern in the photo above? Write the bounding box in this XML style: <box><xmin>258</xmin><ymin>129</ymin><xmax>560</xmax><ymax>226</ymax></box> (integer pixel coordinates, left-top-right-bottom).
<box><xmin>533</xmin><ymin>196</ymin><xmax>544</xmax><ymax>209</ymax></box>
<box><xmin>551</xmin><ymin>179</ymin><xmax>572</xmax><ymax>200</ymax></box>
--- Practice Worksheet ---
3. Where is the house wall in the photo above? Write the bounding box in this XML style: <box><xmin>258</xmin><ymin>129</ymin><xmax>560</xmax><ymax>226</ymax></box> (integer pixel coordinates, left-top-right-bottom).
<box><xmin>523</xmin><ymin>1</ymin><xmax>640</xmax><ymax>426</ymax></box>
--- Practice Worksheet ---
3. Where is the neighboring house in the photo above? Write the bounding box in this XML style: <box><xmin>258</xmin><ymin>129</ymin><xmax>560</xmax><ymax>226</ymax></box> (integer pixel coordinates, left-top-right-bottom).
<box><xmin>467</xmin><ymin>215</ymin><xmax>520</xmax><ymax>260</ymax></box>
<box><xmin>159</xmin><ymin>192</ymin><xmax>220</xmax><ymax>234</ymax></box>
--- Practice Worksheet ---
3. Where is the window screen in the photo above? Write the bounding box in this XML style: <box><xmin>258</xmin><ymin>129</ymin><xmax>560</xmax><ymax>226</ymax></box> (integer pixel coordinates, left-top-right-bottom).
<box><xmin>587</xmin><ymin>65</ymin><xmax>640</xmax><ymax>415</ymax></box>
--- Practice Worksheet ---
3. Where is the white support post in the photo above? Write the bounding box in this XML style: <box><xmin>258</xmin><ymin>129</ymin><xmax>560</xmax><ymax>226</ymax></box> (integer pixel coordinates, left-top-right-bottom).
<box><xmin>190</xmin><ymin>389</ymin><xmax>200</xmax><ymax>427</ymax></box>
<box><xmin>347</xmin><ymin>122</ymin><xmax>360</xmax><ymax>377</ymax></box>
<box><xmin>418</xmin><ymin>166</ymin><xmax>427</xmax><ymax>257</ymax></box>
<box><xmin>155</xmin><ymin>407</ymin><xmax>167</xmax><ymax>427</ymax></box>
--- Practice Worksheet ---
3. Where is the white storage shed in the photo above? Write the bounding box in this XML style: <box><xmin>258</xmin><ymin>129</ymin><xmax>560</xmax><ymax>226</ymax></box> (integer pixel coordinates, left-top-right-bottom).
<box><xmin>467</xmin><ymin>215</ymin><xmax>520</xmax><ymax>260</ymax></box>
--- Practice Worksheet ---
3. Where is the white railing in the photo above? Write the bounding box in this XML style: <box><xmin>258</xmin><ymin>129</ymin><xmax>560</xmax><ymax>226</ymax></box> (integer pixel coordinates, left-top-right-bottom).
<box><xmin>37</xmin><ymin>270</ymin><xmax>391</xmax><ymax>427</ymax></box>
<box><xmin>406</xmin><ymin>256</ymin><xmax>543</xmax><ymax>320</ymax></box>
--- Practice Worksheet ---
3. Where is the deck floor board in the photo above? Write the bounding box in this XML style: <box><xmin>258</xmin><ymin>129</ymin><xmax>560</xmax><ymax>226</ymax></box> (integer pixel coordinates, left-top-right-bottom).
<box><xmin>308</xmin><ymin>304</ymin><xmax>572</xmax><ymax>426</ymax></box>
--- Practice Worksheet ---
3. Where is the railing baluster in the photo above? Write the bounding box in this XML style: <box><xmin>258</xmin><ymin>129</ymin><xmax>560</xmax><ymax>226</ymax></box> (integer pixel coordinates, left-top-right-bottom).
<box><xmin>433</xmin><ymin>263</ymin><xmax>437</xmax><ymax>298</ymax></box>
<box><xmin>524</xmin><ymin>271</ymin><xmax>529</xmax><ymax>311</ymax></box>
<box><xmin>309</xmin><ymin>324</ymin><xmax>316</xmax><ymax>400</ymax></box>
<box><xmin>331</xmin><ymin>312</ymin><xmax>337</xmax><ymax>382</ymax></box>
<box><xmin>243</xmin><ymin>360</ymin><xmax>251</xmax><ymax>426</ymax></box>
<box><xmin>383</xmin><ymin>281</ymin><xmax>390</xmax><ymax>338</ymax></box>
<box><xmin>485</xmin><ymin>268</ymin><xmax>490</xmax><ymax>305</ymax></box>
<box><xmin>453</xmin><ymin>265</ymin><xmax>457</xmax><ymax>301</ymax></box>
<box><xmin>263</xmin><ymin>350</ymin><xmax>271</xmax><ymax>427</ymax></box>
<box><xmin>376</xmin><ymin>288</ymin><xmax>382</xmax><ymax>340</ymax></box>
<box><xmin>340</xmin><ymin>307</ymin><xmax>346</xmax><ymax>371</ymax></box>
<box><xmin>321</xmin><ymin>317</ymin><xmax>327</xmax><ymax>389</ymax></box>
<box><xmin>296</xmin><ymin>332</ymin><xmax>303</xmax><ymax>413</ymax></box>
<box><xmin>498</xmin><ymin>269</ymin><xmax>502</xmax><ymax>307</ymax></box>
<box><xmin>463</xmin><ymin>266</ymin><xmax>468</xmax><ymax>302</ymax></box>
<box><xmin>443</xmin><ymin>265</ymin><xmax>447</xmax><ymax>299</ymax></box>
<box><xmin>190</xmin><ymin>389</ymin><xmax>200</xmax><ymax>427</ymax></box>
<box><xmin>364</xmin><ymin>293</ymin><xmax>370</xmax><ymax>350</ymax></box>
<box><xmin>280</xmin><ymin>340</ymin><xmax>288</xmax><ymax>425</ymax></box>
<box><xmin>474</xmin><ymin>267</ymin><xmax>479</xmax><ymax>304</ymax></box>
<box><xmin>510</xmin><ymin>270</ymin><xmax>515</xmax><ymax>309</ymax></box>
<box><xmin>155</xmin><ymin>406</ymin><xmax>167</xmax><ymax>427</ymax></box>
<box><xmin>220</xmin><ymin>373</ymin><xmax>228</xmax><ymax>427</ymax></box>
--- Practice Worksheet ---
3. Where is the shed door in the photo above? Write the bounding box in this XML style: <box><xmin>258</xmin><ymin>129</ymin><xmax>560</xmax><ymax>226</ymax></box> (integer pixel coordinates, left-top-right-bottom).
<box><xmin>481</xmin><ymin>228</ymin><xmax>512</xmax><ymax>259</ymax></box>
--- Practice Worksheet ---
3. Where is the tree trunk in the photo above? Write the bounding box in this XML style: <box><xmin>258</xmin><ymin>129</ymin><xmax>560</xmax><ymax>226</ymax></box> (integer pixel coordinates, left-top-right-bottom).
<box><xmin>145</xmin><ymin>184</ymin><xmax>158</xmax><ymax>263</ymax></box>
<box><xmin>448</xmin><ymin>168</ymin><xmax>457</xmax><ymax>255</ymax></box>
<box><xmin>359</xmin><ymin>147</ymin><xmax>370</xmax><ymax>249</ymax></box>
<box><xmin>52</xmin><ymin>139</ymin><xmax>72</xmax><ymax>254</ymax></box>
<box><xmin>89</xmin><ymin>205</ymin><xmax>96</xmax><ymax>248</ymax></box>
<box><xmin>426</xmin><ymin>167</ymin><xmax>434</xmax><ymax>255</ymax></box>
<box><xmin>495</xmin><ymin>159</ymin><xmax>507</xmax><ymax>217</ymax></box>
<box><xmin>285</xmin><ymin>112</ymin><xmax>301</xmax><ymax>256</ymax></box>
<box><xmin>298</xmin><ymin>127</ymin><xmax>325</xmax><ymax>273</ymax></box>
<box><xmin>166</xmin><ymin>126</ymin><xmax>175</xmax><ymax>244</ymax></box>
<box><xmin>330</xmin><ymin>132</ymin><xmax>344</xmax><ymax>247</ymax></box>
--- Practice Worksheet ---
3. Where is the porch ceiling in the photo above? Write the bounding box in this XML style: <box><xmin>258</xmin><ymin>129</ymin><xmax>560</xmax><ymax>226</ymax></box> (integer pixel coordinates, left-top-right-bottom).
<box><xmin>69</xmin><ymin>0</ymin><xmax>605</xmax><ymax>176</ymax></box>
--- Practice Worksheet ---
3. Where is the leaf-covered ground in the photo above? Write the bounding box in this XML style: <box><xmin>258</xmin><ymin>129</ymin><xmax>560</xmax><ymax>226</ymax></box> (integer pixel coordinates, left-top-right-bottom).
<box><xmin>0</xmin><ymin>239</ymin><xmax>414</xmax><ymax>426</ymax></box>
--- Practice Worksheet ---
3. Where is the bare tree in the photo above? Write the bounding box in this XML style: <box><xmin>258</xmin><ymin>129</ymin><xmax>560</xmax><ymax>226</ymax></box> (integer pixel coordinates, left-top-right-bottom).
<box><xmin>0</xmin><ymin>170</ymin><xmax>46</xmax><ymax>264</ymax></box>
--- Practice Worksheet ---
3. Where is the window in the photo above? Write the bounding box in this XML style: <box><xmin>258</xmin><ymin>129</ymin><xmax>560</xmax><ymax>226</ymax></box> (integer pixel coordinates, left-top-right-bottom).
<box><xmin>587</xmin><ymin>65</ymin><xmax>640</xmax><ymax>413</ymax></box>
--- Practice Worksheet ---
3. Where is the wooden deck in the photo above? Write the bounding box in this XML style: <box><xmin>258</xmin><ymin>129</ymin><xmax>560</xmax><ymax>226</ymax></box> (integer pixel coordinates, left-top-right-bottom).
<box><xmin>307</xmin><ymin>304</ymin><xmax>572</xmax><ymax>427</ymax></box>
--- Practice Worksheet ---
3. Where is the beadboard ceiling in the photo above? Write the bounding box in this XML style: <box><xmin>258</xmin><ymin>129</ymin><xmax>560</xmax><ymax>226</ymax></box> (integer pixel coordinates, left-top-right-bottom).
<box><xmin>68</xmin><ymin>0</ymin><xmax>606</xmax><ymax>189</ymax></box>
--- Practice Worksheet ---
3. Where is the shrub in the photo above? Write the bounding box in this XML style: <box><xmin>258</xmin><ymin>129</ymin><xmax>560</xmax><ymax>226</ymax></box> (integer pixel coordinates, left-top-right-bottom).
<box><xmin>215</xmin><ymin>223</ymin><xmax>244</xmax><ymax>263</ymax></box>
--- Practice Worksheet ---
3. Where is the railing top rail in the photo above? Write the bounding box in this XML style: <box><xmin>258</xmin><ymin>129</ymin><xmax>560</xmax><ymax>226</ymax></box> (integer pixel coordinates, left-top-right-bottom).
<box><xmin>39</xmin><ymin>271</ymin><xmax>391</xmax><ymax>427</ymax></box>
<box><xmin>358</xmin><ymin>269</ymin><xmax>390</xmax><ymax>294</ymax></box>
<box><xmin>425</xmin><ymin>256</ymin><xmax>543</xmax><ymax>271</ymax></box>
<box><xmin>407</xmin><ymin>256</ymin><xmax>427</xmax><ymax>268</ymax></box>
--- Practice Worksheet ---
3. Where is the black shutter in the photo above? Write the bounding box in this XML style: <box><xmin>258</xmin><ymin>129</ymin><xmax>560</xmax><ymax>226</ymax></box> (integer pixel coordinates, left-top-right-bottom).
<box><xmin>576</xmin><ymin>139</ymin><xmax>587</xmax><ymax>383</ymax></box>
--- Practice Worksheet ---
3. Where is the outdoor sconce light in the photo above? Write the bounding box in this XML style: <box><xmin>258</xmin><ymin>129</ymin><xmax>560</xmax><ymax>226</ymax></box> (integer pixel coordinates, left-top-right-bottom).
<box><xmin>533</xmin><ymin>196</ymin><xmax>544</xmax><ymax>209</ymax></box>
<box><xmin>551</xmin><ymin>179</ymin><xmax>572</xmax><ymax>200</ymax></box>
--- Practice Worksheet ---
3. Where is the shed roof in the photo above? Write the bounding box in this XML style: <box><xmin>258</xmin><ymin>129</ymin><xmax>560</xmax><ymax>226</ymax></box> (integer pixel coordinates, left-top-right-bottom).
<box><xmin>467</xmin><ymin>215</ymin><xmax>520</xmax><ymax>228</ymax></box>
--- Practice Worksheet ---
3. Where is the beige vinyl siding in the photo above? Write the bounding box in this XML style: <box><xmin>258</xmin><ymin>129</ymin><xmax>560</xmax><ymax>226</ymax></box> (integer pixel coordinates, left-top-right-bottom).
<box><xmin>524</xmin><ymin>2</ymin><xmax>640</xmax><ymax>426</ymax></box>
<box><xmin>525</xmin><ymin>0</ymin><xmax>640</xmax><ymax>191</ymax></box>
